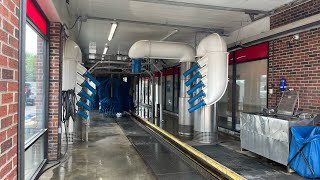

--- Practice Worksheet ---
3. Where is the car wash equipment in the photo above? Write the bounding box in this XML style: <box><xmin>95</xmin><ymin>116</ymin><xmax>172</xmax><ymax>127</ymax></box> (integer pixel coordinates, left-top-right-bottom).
<box><xmin>132</xmin><ymin>58</ymin><xmax>142</xmax><ymax>74</ymax></box>
<box><xmin>183</xmin><ymin>33</ymin><xmax>228</xmax><ymax>113</ymax></box>
<box><xmin>80</xmin><ymin>80</ymin><xmax>97</xmax><ymax>94</ymax></box>
<box><xmin>83</xmin><ymin>71</ymin><xmax>100</xmax><ymax>87</ymax></box>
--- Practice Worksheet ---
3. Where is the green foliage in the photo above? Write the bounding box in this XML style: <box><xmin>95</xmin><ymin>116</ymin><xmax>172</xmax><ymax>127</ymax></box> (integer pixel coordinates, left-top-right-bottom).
<box><xmin>25</xmin><ymin>52</ymin><xmax>37</xmax><ymax>82</ymax></box>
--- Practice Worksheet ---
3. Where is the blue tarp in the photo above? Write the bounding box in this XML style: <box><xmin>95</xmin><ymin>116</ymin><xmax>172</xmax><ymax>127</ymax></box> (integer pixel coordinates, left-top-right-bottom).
<box><xmin>288</xmin><ymin>126</ymin><xmax>320</xmax><ymax>178</ymax></box>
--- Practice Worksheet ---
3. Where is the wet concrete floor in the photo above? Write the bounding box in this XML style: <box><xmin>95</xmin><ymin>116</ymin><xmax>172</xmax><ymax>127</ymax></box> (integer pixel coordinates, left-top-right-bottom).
<box><xmin>39</xmin><ymin>112</ymin><xmax>155</xmax><ymax>180</ymax></box>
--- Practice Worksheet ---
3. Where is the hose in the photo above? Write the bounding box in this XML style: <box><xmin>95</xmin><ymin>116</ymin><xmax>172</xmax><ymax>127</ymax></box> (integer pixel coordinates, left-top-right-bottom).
<box><xmin>39</xmin><ymin>89</ymin><xmax>77</xmax><ymax>176</ymax></box>
<box><xmin>62</xmin><ymin>90</ymin><xmax>76</xmax><ymax>123</ymax></box>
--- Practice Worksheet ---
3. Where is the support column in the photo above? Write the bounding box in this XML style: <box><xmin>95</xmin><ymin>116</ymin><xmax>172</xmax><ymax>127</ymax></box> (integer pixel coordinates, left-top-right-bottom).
<box><xmin>178</xmin><ymin>62</ymin><xmax>194</xmax><ymax>137</ymax></box>
<box><xmin>193</xmin><ymin>104</ymin><xmax>218</xmax><ymax>143</ymax></box>
<box><xmin>48</xmin><ymin>22</ymin><xmax>62</xmax><ymax>161</ymax></box>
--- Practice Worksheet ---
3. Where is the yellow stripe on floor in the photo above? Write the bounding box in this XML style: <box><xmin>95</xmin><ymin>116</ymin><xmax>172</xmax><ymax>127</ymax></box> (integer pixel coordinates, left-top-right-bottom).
<box><xmin>140</xmin><ymin>117</ymin><xmax>246</xmax><ymax>180</ymax></box>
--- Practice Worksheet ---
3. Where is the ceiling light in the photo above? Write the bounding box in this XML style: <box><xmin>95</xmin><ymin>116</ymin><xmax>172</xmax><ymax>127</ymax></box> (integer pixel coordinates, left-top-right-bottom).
<box><xmin>108</xmin><ymin>22</ymin><xmax>118</xmax><ymax>41</ymax></box>
<box><xmin>160</xmin><ymin>29</ymin><xmax>179</xmax><ymax>41</ymax></box>
<box><xmin>103</xmin><ymin>46</ymin><xmax>109</xmax><ymax>55</ymax></box>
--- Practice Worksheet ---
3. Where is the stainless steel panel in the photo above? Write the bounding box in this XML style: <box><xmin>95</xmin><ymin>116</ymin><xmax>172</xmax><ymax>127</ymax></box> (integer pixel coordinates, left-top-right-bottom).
<box><xmin>193</xmin><ymin>105</ymin><xmax>218</xmax><ymax>143</ymax></box>
<box><xmin>240</xmin><ymin>113</ymin><xmax>314</xmax><ymax>165</ymax></box>
<box><xmin>179</xmin><ymin>62</ymin><xmax>194</xmax><ymax>136</ymax></box>
<box><xmin>277</xmin><ymin>91</ymin><xmax>299</xmax><ymax>116</ymax></box>
<box><xmin>179</xmin><ymin>98</ymin><xmax>193</xmax><ymax>126</ymax></box>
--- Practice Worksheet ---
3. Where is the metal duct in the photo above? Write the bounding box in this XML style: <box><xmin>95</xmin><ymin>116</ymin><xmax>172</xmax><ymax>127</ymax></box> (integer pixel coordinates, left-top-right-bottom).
<box><xmin>196</xmin><ymin>33</ymin><xmax>228</xmax><ymax>106</ymax></box>
<box><xmin>192</xmin><ymin>33</ymin><xmax>228</xmax><ymax>143</ymax></box>
<box><xmin>179</xmin><ymin>62</ymin><xmax>194</xmax><ymax>136</ymax></box>
<box><xmin>129</xmin><ymin>40</ymin><xmax>195</xmax><ymax>62</ymax></box>
<box><xmin>128</xmin><ymin>40</ymin><xmax>195</xmax><ymax>136</ymax></box>
<box><xmin>62</xmin><ymin>39</ymin><xmax>82</xmax><ymax>91</ymax></box>
<box><xmin>184</xmin><ymin>33</ymin><xmax>228</xmax><ymax>112</ymax></box>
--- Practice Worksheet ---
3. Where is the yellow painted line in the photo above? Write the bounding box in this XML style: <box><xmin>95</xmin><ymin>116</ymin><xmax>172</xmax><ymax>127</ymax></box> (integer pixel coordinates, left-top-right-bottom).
<box><xmin>138</xmin><ymin>117</ymin><xmax>246</xmax><ymax>180</ymax></box>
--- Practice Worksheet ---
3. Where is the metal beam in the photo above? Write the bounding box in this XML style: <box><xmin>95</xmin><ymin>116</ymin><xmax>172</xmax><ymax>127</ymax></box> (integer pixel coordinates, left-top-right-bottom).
<box><xmin>131</xmin><ymin>0</ymin><xmax>270</xmax><ymax>15</ymax></box>
<box><xmin>87</xmin><ymin>16</ymin><xmax>224</xmax><ymax>34</ymax></box>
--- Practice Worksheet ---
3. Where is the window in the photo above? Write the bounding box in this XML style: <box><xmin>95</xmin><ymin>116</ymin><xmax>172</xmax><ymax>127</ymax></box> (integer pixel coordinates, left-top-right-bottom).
<box><xmin>217</xmin><ymin>65</ymin><xmax>233</xmax><ymax>129</ymax></box>
<box><xmin>25</xmin><ymin>24</ymin><xmax>46</xmax><ymax>141</ymax></box>
<box><xmin>144</xmin><ymin>78</ymin><xmax>148</xmax><ymax>104</ymax></box>
<box><xmin>24</xmin><ymin>23</ymin><xmax>47</xmax><ymax>179</ymax></box>
<box><xmin>135</xmin><ymin>67</ymin><xmax>180</xmax><ymax>123</ymax></box>
<box><xmin>162</xmin><ymin>72</ymin><xmax>166</xmax><ymax>109</ymax></box>
<box><xmin>155</xmin><ymin>77</ymin><xmax>159</xmax><ymax>106</ymax></box>
<box><xmin>173</xmin><ymin>72</ymin><xmax>179</xmax><ymax>113</ymax></box>
<box><xmin>165</xmin><ymin>75</ymin><xmax>173</xmax><ymax>111</ymax></box>
<box><xmin>139</xmin><ymin>77</ymin><xmax>143</xmax><ymax>104</ymax></box>
<box><xmin>148</xmin><ymin>79</ymin><xmax>152</xmax><ymax>105</ymax></box>
<box><xmin>236</xmin><ymin>59</ymin><xmax>268</xmax><ymax>129</ymax></box>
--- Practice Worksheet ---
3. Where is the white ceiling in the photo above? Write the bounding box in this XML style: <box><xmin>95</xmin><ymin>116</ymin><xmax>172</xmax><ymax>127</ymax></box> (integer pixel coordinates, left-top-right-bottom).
<box><xmin>68</xmin><ymin>0</ymin><xmax>296</xmax><ymax>56</ymax></box>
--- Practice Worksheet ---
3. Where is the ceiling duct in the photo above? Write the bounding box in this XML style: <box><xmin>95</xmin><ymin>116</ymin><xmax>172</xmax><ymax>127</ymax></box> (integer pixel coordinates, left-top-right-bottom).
<box><xmin>128</xmin><ymin>40</ymin><xmax>195</xmax><ymax>136</ymax></box>
<box><xmin>129</xmin><ymin>40</ymin><xmax>195</xmax><ymax>62</ymax></box>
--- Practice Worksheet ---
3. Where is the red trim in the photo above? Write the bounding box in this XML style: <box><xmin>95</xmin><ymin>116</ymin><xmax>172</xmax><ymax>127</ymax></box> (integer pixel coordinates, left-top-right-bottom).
<box><xmin>154</xmin><ymin>72</ymin><xmax>161</xmax><ymax>77</ymax></box>
<box><xmin>228</xmin><ymin>53</ymin><xmax>234</xmax><ymax>65</ymax></box>
<box><xmin>166</xmin><ymin>68</ymin><xmax>174</xmax><ymax>75</ymax></box>
<box><xmin>174</xmin><ymin>67</ymin><xmax>179</xmax><ymax>75</ymax></box>
<box><xmin>27</xmin><ymin>0</ymin><xmax>47</xmax><ymax>35</ymax></box>
<box><xmin>153</xmin><ymin>66</ymin><xmax>180</xmax><ymax>77</ymax></box>
<box><xmin>235</xmin><ymin>42</ymin><xmax>268</xmax><ymax>63</ymax></box>
<box><xmin>161</xmin><ymin>69</ymin><xmax>166</xmax><ymax>76</ymax></box>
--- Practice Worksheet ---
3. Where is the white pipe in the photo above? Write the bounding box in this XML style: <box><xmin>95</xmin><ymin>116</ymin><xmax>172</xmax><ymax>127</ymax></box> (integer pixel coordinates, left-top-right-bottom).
<box><xmin>129</xmin><ymin>40</ymin><xmax>195</xmax><ymax>62</ymax></box>
<box><xmin>197</xmin><ymin>33</ymin><xmax>228</xmax><ymax>106</ymax></box>
<box><xmin>129</xmin><ymin>40</ymin><xmax>195</xmax><ymax>134</ymax></box>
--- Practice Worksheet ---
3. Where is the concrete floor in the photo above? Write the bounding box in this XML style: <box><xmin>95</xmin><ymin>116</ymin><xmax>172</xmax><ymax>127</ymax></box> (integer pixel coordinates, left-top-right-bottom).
<box><xmin>39</xmin><ymin>113</ymin><xmax>155</xmax><ymax>180</ymax></box>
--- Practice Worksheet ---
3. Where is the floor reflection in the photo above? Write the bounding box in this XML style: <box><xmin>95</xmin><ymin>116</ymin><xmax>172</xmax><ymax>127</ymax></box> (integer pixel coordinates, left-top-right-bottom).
<box><xmin>39</xmin><ymin>112</ymin><xmax>155</xmax><ymax>180</ymax></box>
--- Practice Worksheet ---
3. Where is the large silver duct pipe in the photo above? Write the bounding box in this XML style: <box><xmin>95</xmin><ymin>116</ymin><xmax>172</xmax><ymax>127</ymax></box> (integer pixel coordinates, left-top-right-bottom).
<box><xmin>179</xmin><ymin>62</ymin><xmax>194</xmax><ymax>136</ymax></box>
<box><xmin>192</xmin><ymin>33</ymin><xmax>227</xmax><ymax>143</ymax></box>
<box><xmin>193</xmin><ymin>104</ymin><xmax>218</xmax><ymax>143</ymax></box>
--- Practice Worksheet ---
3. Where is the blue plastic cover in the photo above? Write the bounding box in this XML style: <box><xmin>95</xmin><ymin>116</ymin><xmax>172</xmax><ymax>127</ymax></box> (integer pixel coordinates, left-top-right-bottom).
<box><xmin>132</xmin><ymin>58</ymin><xmax>142</xmax><ymax>74</ymax></box>
<box><xmin>288</xmin><ymin>126</ymin><xmax>320</xmax><ymax>178</ymax></box>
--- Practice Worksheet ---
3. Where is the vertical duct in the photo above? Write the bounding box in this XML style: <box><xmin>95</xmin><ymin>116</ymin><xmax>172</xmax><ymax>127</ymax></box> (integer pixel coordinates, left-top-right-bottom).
<box><xmin>183</xmin><ymin>33</ymin><xmax>228</xmax><ymax>142</ymax></box>
<box><xmin>179</xmin><ymin>62</ymin><xmax>194</xmax><ymax>136</ymax></box>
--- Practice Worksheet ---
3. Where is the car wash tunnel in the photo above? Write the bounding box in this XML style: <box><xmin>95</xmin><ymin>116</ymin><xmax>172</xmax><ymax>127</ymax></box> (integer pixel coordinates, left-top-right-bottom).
<box><xmin>2</xmin><ymin>0</ymin><xmax>320</xmax><ymax>180</ymax></box>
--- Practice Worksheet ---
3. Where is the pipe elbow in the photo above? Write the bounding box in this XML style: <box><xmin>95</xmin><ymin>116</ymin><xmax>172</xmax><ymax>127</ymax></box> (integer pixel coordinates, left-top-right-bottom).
<box><xmin>128</xmin><ymin>40</ymin><xmax>195</xmax><ymax>62</ymax></box>
<box><xmin>197</xmin><ymin>33</ymin><xmax>227</xmax><ymax>56</ymax></box>
<box><xmin>128</xmin><ymin>40</ymin><xmax>149</xmax><ymax>59</ymax></box>
<box><xmin>195</xmin><ymin>34</ymin><xmax>228</xmax><ymax>106</ymax></box>
<box><xmin>179</xmin><ymin>44</ymin><xmax>196</xmax><ymax>62</ymax></box>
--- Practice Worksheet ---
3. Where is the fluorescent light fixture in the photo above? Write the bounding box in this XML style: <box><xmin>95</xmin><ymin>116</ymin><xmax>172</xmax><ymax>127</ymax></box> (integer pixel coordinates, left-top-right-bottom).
<box><xmin>160</xmin><ymin>29</ymin><xmax>179</xmax><ymax>41</ymax></box>
<box><xmin>103</xmin><ymin>46</ymin><xmax>109</xmax><ymax>55</ymax></box>
<box><xmin>108</xmin><ymin>22</ymin><xmax>118</xmax><ymax>41</ymax></box>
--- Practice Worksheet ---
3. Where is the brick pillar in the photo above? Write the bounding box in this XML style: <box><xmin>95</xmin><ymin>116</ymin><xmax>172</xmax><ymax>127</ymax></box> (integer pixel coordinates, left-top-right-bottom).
<box><xmin>48</xmin><ymin>22</ymin><xmax>61</xmax><ymax>161</ymax></box>
<box><xmin>0</xmin><ymin>0</ymin><xmax>20</xmax><ymax>179</ymax></box>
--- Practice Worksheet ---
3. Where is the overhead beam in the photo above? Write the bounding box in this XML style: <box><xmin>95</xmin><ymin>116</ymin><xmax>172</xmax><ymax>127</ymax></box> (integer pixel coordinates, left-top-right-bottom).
<box><xmin>87</xmin><ymin>16</ymin><xmax>224</xmax><ymax>34</ymax></box>
<box><xmin>131</xmin><ymin>0</ymin><xmax>270</xmax><ymax>15</ymax></box>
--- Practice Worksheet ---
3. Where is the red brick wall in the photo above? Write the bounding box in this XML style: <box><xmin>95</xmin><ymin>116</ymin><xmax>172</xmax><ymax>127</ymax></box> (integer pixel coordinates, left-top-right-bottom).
<box><xmin>270</xmin><ymin>0</ymin><xmax>320</xmax><ymax>29</ymax></box>
<box><xmin>0</xmin><ymin>0</ymin><xmax>20</xmax><ymax>179</ymax></box>
<box><xmin>48</xmin><ymin>22</ymin><xmax>61</xmax><ymax>160</ymax></box>
<box><xmin>268</xmin><ymin>27</ymin><xmax>320</xmax><ymax>113</ymax></box>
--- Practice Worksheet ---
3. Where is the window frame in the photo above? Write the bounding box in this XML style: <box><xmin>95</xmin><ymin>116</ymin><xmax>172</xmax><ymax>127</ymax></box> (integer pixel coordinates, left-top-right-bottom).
<box><xmin>221</xmin><ymin>45</ymin><xmax>269</xmax><ymax>132</ymax></box>
<box><xmin>19</xmin><ymin>5</ymin><xmax>50</xmax><ymax>179</ymax></box>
